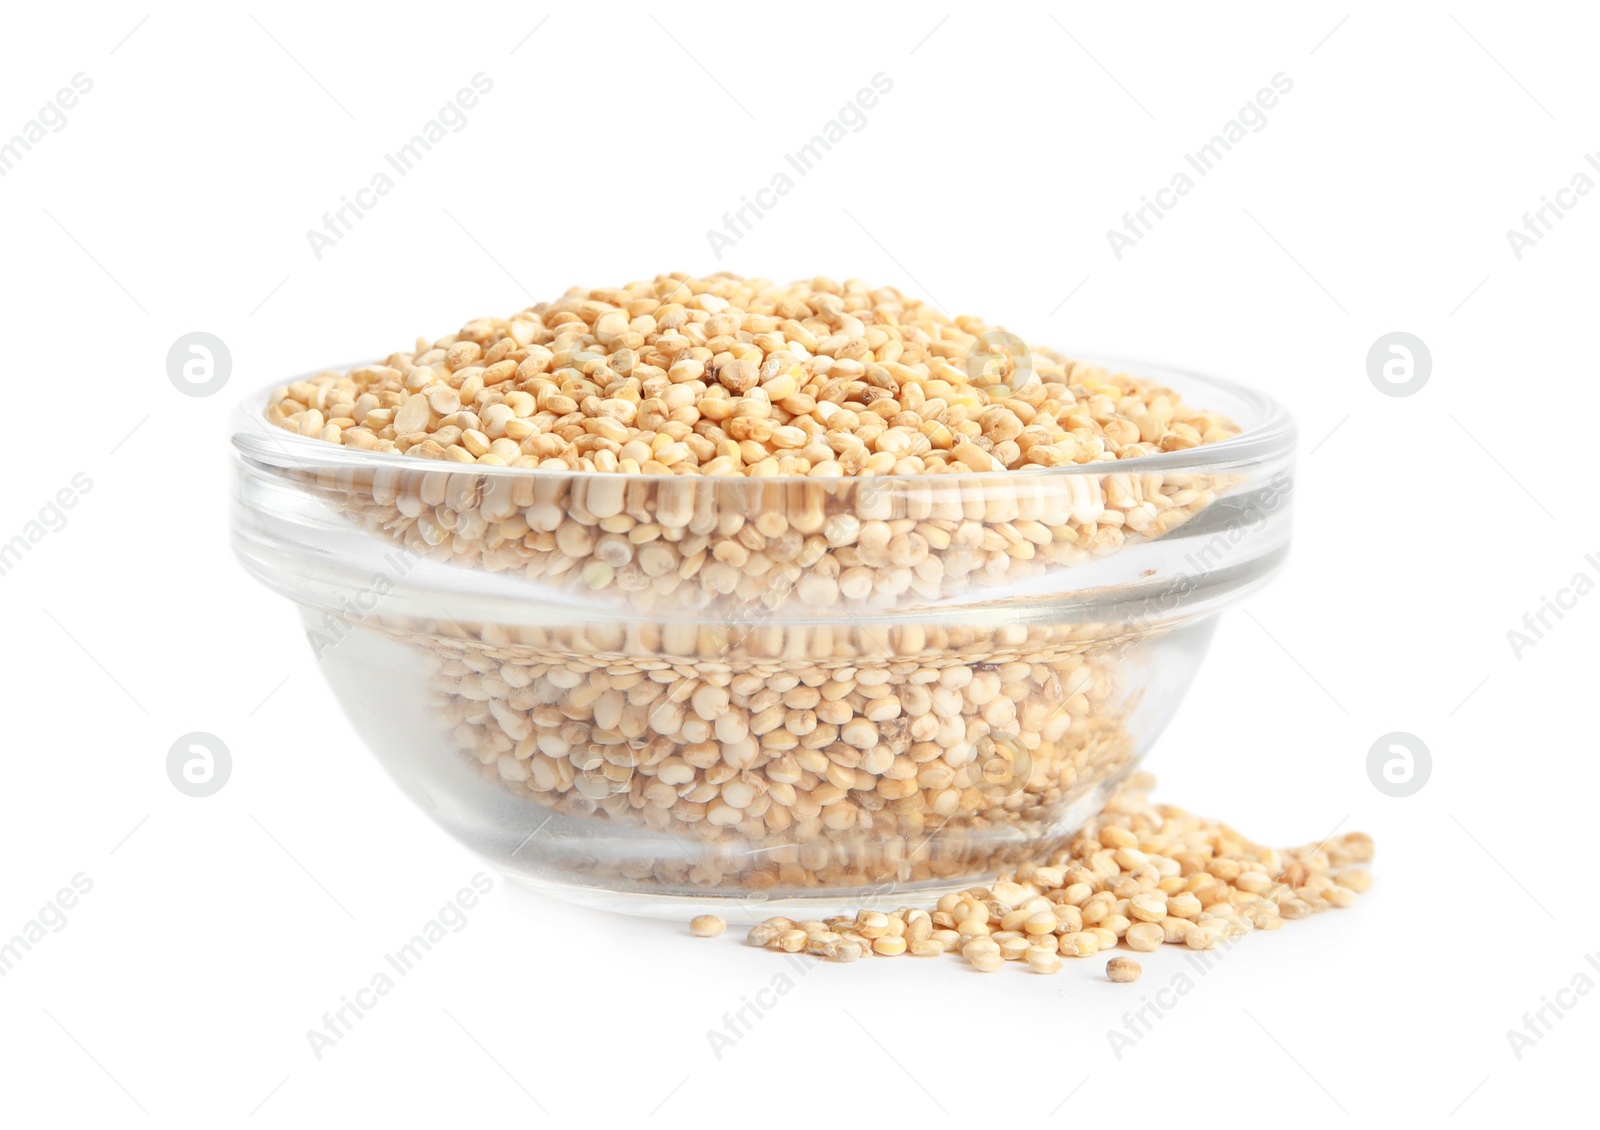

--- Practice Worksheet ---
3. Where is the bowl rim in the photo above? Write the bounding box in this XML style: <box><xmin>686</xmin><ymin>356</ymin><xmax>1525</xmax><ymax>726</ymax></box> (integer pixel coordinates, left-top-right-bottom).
<box><xmin>231</xmin><ymin>353</ymin><xmax>1296</xmax><ymax>483</ymax></box>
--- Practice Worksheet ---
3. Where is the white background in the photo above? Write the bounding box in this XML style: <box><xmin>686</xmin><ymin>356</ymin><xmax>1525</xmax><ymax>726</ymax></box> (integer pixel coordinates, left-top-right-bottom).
<box><xmin>1</xmin><ymin>2</ymin><xmax>1593</xmax><ymax>1126</ymax></box>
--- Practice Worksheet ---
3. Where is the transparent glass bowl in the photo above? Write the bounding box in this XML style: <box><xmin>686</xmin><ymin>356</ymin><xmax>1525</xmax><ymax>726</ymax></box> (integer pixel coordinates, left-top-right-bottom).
<box><xmin>232</xmin><ymin>358</ymin><xmax>1295</xmax><ymax>915</ymax></box>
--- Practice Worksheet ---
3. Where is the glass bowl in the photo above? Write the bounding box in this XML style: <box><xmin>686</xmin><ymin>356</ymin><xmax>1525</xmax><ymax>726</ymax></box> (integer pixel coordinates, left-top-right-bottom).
<box><xmin>231</xmin><ymin>357</ymin><xmax>1295</xmax><ymax>916</ymax></box>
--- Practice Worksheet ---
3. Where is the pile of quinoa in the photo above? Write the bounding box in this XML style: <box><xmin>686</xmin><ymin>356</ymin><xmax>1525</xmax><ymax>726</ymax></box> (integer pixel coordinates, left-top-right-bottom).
<box><xmin>733</xmin><ymin>774</ymin><xmax>1373</xmax><ymax>971</ymax></box>
<box><xmin>264</xmin><ymin>274</ymin><xmax>1244</xmax><ymax>614</ymax></box>
<box><xmin>266</xmin><ymin>272</ymin><xmax>1238</xmax><ymax>477</ymax></box>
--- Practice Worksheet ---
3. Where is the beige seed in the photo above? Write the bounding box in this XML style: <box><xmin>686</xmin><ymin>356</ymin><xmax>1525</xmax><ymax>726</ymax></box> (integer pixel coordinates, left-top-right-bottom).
<box><xmin>1124</xmin><ymin>922</ymin><xmax>1164</xmax><ymax>952</ymax></box>
<box><xmin>692</xmin><ymin>684</ymin><xmax>731</xmax><ymax>720</ymax></box>
<box><xmin>689</xmin><ymin>914</ymin><xmax>725</xmax><ymax>937</ymax></box>
<box><xmin>1235</xmin><ymin>871</ymin><xmax>1273</xmax><ymax>894</ymax></box>
<box><xmin>1022</xmin><ymin>912</ymin><xmax>1056</xmax><ymax>936</ymax></box>
<box><xmin>394</xmin><ymin>393</ymin><xmax>430</xmax><ymax>434</ymax></box>
<box><xmin>1088</xmin><ymin>926</ymin><xmax>1119</xmax><ymax>951</ymax></box>
<box><xmin>962</xmin><ymin>937</ymin><xmax>1001</xmax><ymax>960</ymax></box>
<box><xmin>957</xmin><ymin>914</ymin><xmax>992</xmax><ymax>938</ymax></box>
<box><xmin>1106</xmin><ymin>957</ymin><xmax>1142</xmax><ymax>983</ymax></box>
<box><xmin>1059</xmin><ymin>931</ymin><xmax>1100</xmax><ymax>957</ymax></box>
<box><xmin>1128</xmin><ymin>893</ymin><xmax>1166</xmax><ymax>922</ymax></box>
<box><xmin>1166</xmin><ymin>892</ymin><xmax>1203</xmax><ymax>919</ymax></box>
<box><xmin>835</xmin><ymin>940</ymin><xmax>865</xmax><ymax>961</ymax></box>
<box><xmin>1060</xmin><ymin>883</ymin><xmax>1094</xmax><ymax>907</ymax></box>
<box><xmin>840</xmin><ymin>719</ymin><xmax>879</xmax><ymax>749</ymax></box>
<box><xmin>1323</xmin><ymin>885</ymin><xmax>1358</xmax><ymax>908</ymax></box>
<box><xmin>856</xmin><ymin>911</ymin><xmax>890</xmax><ymax>939</ymax></box>
<box><xmin>1026</xmin><ymin>945</ymin><xmax>1063</xmax><ymax>974</ymax></box>
<box><xmin>966</xmin><ymin>949</ymin><xmax>1005</xmax><ymax>973</ymax></box>
<box><xmin>1099</xmin><ymin>825</ymin><xmax>1139</xmax><ymax>850</ymax></box>
<box><xmin>1334</xmin><ymin>869</ymin><xmax>1373</xmax><ymax>893</ymax></box>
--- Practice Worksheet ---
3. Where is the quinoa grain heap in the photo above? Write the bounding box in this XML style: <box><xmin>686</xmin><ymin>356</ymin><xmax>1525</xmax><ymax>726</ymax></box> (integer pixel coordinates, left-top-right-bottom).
<box><xmin>268</xmin><ymin>273</ymin><xmax>1236</xmax><ymax>473</ymax></box>
<box><xmin>408</xmin><ymin>613</ymin><xmax>1141</xmax><ymax>893</ymax></box>
<box><xmin>740</xmin><ymin>775</ymin><xmax>1373</xmax><ymax>970</ymax></box>
<box><xmin>264</xmin><ymin>273</ymin><xmax>1242</xmax><ymax>613</ymax></box>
